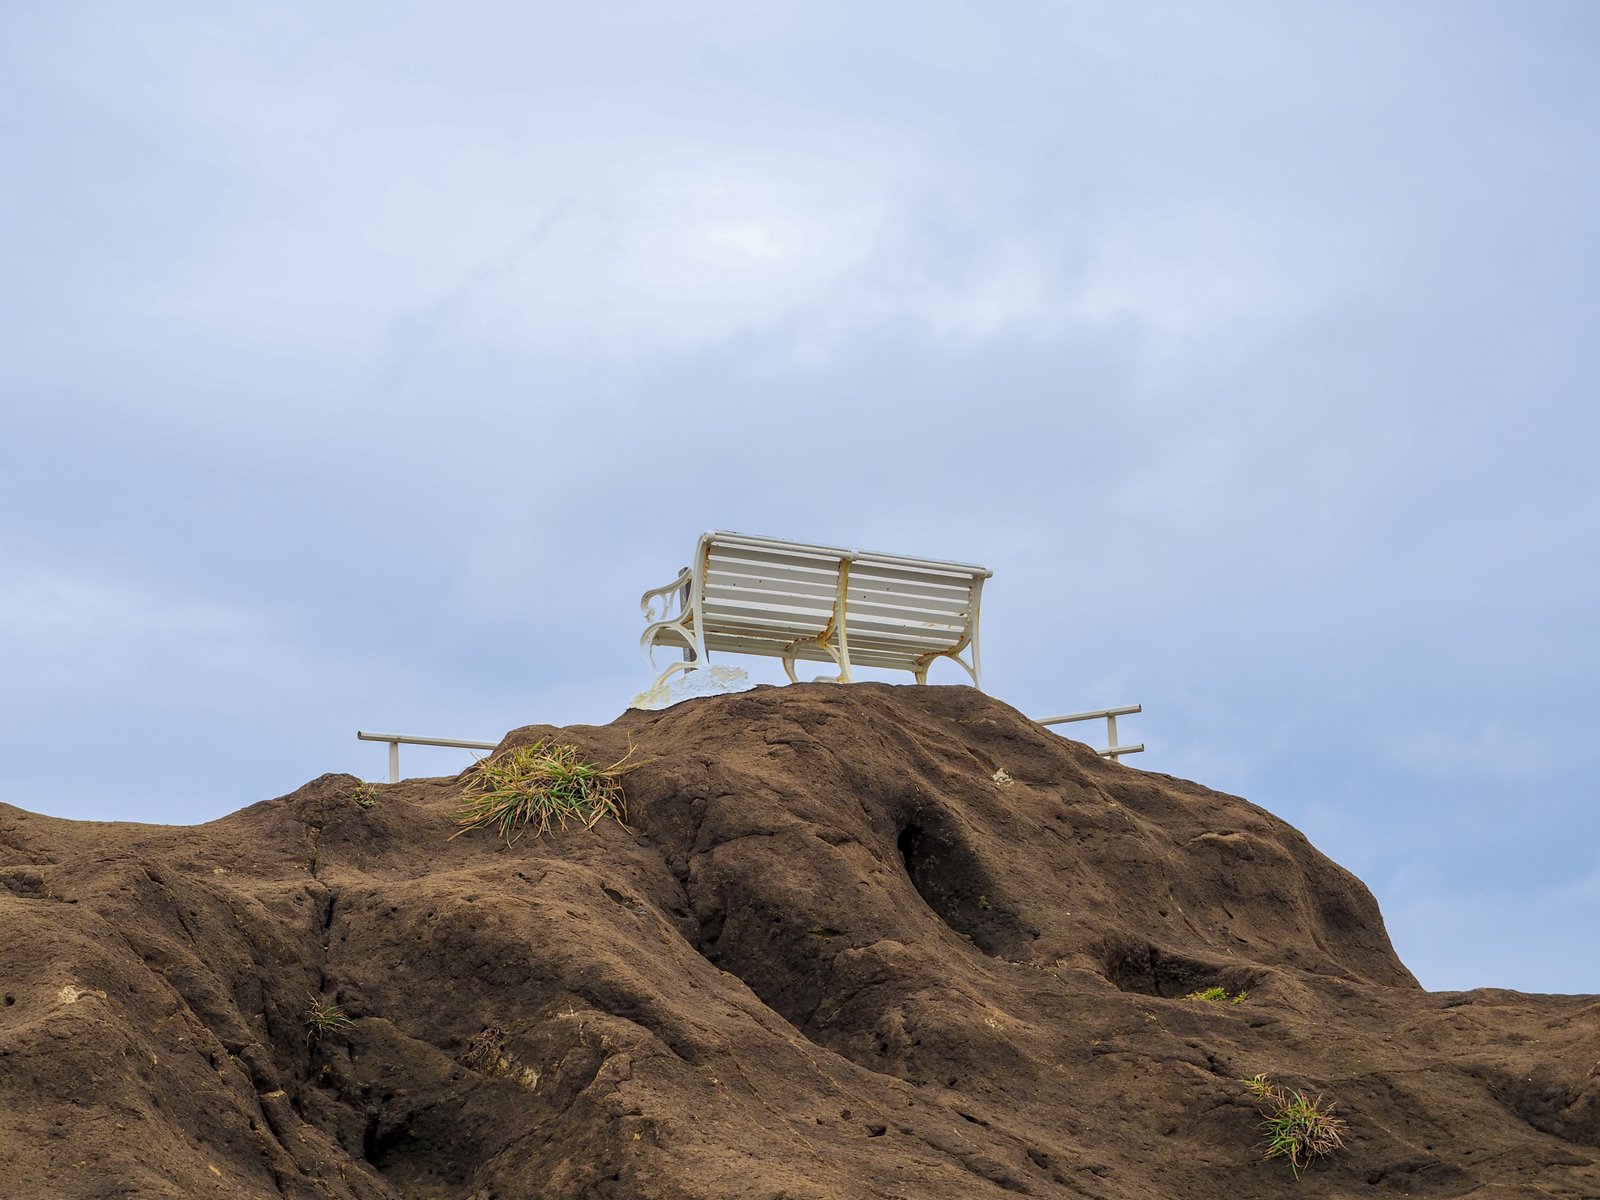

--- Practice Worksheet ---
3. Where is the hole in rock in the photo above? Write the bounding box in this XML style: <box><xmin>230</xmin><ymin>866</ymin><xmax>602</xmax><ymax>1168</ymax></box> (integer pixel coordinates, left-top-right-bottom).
<box><xmin>896</xmin><ymin>820</ymin><xmax>1029</xmax><ymax>959</ymax></box>
<box><xmin>1487</xmin><ymin>1068</ymin><xmax>1598</xmax><ymax>1147</ymax></box>
<box><xmin>896</xmin><ymin>824</ymin><xmax>922</xmax><ymax>876</ymax></box>
<box><xmin>1102</xmin><ymin>941</ymin><xmax>1228</xmax><ymax>998</ymax></box>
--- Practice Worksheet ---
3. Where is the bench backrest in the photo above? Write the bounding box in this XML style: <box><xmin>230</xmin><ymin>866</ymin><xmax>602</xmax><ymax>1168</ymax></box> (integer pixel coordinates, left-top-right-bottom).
<box><xmin>697</xmin><ymin>533</ymin><xmax>842</xmax><ymax>661</ymax></box>
<box><xmin>838</xmin><ymin>550</ymin><xmax>988</xmax><ymax>668</ymax></box>
<box><xmin>692</xmin><ymin>531</ymin><xmax>989</xmax><ymax>669</ymax></box>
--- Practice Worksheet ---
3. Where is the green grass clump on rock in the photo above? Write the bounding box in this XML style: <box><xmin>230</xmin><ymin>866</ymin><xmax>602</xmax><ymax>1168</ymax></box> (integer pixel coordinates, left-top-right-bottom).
<box><xmin>1242</xmin><ymin>1073</ymin><xmax>1347</xmax><ymax>1178</ymax></box>
<box><xmin>453</xmin><ymin>742</ymin><xmax>630</xmax><ymax>847</ymax></box>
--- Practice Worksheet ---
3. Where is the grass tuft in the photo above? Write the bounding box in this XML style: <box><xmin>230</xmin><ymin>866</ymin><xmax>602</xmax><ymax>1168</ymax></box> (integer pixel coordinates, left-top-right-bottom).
<box><xmin>462</xmin><ymin>1025</ymin><xmax>541</xmax><ymax>1091</ymax></box>
<box><xmin>305</xmin><ymin>996</ymin><xmax>354</xmax><ymax>1042</ymax></box>
<box><xmin>452</xmin><ymin>741</ymin><xmax>631</xmax><ymax>847</ymax></box>
<box><xmin>1185</xmin><ymin>986</ymin><xmax>1248</xmax><ymax>1004</ymax></box>
<box><xmin>1242</xmin><ymin>1073</ymin><xmax>1347</xmax><ymax>1177</ymax></box>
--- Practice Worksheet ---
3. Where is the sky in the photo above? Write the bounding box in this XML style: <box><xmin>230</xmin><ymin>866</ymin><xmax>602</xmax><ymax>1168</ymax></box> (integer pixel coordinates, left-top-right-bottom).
<box><xmin>3</xmin><ymin>1</ymin><xmax>1597</xmax><ymax>994</ymax></box>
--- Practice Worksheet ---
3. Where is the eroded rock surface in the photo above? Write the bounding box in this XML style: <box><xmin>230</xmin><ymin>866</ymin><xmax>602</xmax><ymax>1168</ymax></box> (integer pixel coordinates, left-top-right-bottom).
<box><xmin>1</xmin><ymin>684</ymin><xmax>1595</xmax><ymax>1198</ymax></box>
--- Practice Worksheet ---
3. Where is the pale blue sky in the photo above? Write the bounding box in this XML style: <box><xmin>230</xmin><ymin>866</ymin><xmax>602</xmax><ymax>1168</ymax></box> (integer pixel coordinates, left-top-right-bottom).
<box><xmin>3</xmin><ymin>1</ymin><xmax>1597</xmax><ymax>992</ymax></box>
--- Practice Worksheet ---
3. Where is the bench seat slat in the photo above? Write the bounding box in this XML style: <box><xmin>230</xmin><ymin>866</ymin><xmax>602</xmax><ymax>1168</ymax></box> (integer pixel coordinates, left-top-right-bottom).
<box><xmin>707</xmin><ymin>580</ymin><xmax>975</xmax><ymax>620</ymax></box>
<box><xmin>699</xmin><ymin>636</ymin><xmax>964</xmax><ymax>672</ymax></box>
<box><xmin>705</xmin><ymin>576</ymin><xmax>841</xmax><ymax>603</ymax></box>
<box><xmin>699</xmin><ymin>609</ymin><xmax>834</xmax><ymax>635</ymax></box>
<box><xmin>710</xmin><ymin>547</ymin><xmax>985</xmax><ymax>594</ymax></box>
<box><xmin>712</xmin><ymin>533</ymin><xmax>988</xmax><ymax>577</ymax></box>
<box><xmin>703</xmin><ymin>634</ymin><xmax>837</xmax><ymax>659</ymax></box>
<box><xmin>708</xmin><ymin>534</ymin><xmax>851</xmax><ymax>557</ymax></box>
<box><xmin>702</xmin><ymin>598</ymin><xmax>837</xmax><ymax>623</ymax></box>
<box><xmin>707</xmin><ymin>547</ymin><xmax>846</xmax><ymax>575</ymax></box>
<box><xmin>842</xmin><ymin>560</ymin><xmax>990</xmax><ymax>588</ymax></box>
<box><xmin>850</xmin><ymin>546</ymin><xmax>992</xmax><ymax>574</ymax></box>
<box><xmin>842</xmin><ymin>594</ymin><xmax>972</xmax><ymax>620</ymax></box>
<box><xmin>849</xmin><ymin>584</ymin><xmax>979</xmax><ymax>611</ymax></box>
<box><xmin>703</xmin><ymin>600</ymin><xmax>843</xmax><ymax>627</ymax></box>
<box><xmin>706</xmin><ymin>580</ymin><xmax>972</xmax><ymax>620</ymax></box>
<box><xmin>710</xmin><ymin>566</ymin><xmax>977</xmax><ymax>604</ymax></box>
<box><xmin>703</xmin><ymin>599</ymin><xmax>967</xmax><ymax>641</ymax></box>
<box><xmin>701</xmin><ymin>615</ymin><xmax>962</xmax><ymax>656</ymax></box>
<box><xmin>835</xmin><ymin>652</ymin><xmax>956</xmax><ymax>671</ymax></box>
<box><xmin>844</xmin><ymin>620</ymin><xmax>965</xmax><ymax>644</ymax></box>
<box><xmin>703</xmin><ymin>568</ymin><xmax>844</xmax><ymax>596</ymax></box>
<box><xmin>846</xmin><ymin>644</ymin><xmax>962</xmax><ymax>666</ymax></box>
<box><xmin>702</xmin><ymin>590</ymin><xmax>839</xmax><ymax>612</ymax></box>
<box><xmin>843</xmin><ymin>629</ymin><xmax>964</xmax><ymax>653</ymax></box>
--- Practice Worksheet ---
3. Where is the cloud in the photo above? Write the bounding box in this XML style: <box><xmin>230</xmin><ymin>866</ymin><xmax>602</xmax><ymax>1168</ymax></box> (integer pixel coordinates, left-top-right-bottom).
<box><xmin>0</xmin><ymin>563</ymin><xmax>268</xmax><ymax>688</ymax></box>
<box><xmin>0</xmin><ymin>552</ymin><xmax>398</xmax><ymax>760</ymax></box>
<box><xmin>403</xmin><ymin>153</ymin><xmax>900</xmax><ymax>358</ymax></box>
<box><xmin>1</xmin><ymin>0</ymin><xmax>1597</xmax><ymax>991</ymax></box>
<box><xmin>1378</xmin><ymin>718</ymin><xmax>1586</xmax><ymax>781</ymax></box>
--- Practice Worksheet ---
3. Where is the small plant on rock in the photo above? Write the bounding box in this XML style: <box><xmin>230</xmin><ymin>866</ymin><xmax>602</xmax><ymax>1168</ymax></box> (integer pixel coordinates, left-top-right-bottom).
<box><xmin>352</xmin><ymin>782</ymin><xmax>378</xmax><ymax>809</ymax></box>
<box><xmin>1242</xmin><ymin>1073</ymin><xmax>1346</xmax><ymax>1178</ymax></box>
<box><xmin>305</xmin><ymin>996</ymin><xmax>354</xmax><ymax>1042</ymax></box>
<box><xmin>1185</xmin><ymin>986</ymin><xmax>1249</xmax><ymax>1004</ymax></box>
<box><xmin>452</xmin><ymin>741</ymin><xmax>631</xmax><ymax>847</ymax></box>
<box><xmin>462</xmin><ymin>1025</ymin><xmax>541</xmax><ymax>1091</ymax></box>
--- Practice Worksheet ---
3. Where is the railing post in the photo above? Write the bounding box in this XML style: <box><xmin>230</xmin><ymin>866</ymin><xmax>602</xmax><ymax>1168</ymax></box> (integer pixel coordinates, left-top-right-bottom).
<box><xmin>358</xmin><ymin>731</ymin><xmax>500</xmax><ymax>784</ymax></box>
<box><xmin>1030</xmin><ymin>705</ymin><xmax>1143</xmax><ymax>762</ymax></box>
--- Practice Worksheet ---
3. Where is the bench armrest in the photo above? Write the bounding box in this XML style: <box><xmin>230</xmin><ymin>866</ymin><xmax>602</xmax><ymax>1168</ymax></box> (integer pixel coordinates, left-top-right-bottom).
<box><xmin>641</xmin><ymin>567</ymin><xmax>693</xmax><ymax>622</ymax></box>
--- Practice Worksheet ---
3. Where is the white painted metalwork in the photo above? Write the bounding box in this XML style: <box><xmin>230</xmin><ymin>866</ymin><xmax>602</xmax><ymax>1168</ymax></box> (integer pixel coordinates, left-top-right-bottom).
<box><xmin>357</xmin><ymin>702</ymin><xmax>1142</xmax><ymax>782</ymax></box>
<box><xmin>640</xmin><ymin>531</ymin><xmax>991</xmax><ymax>698</ymax></box>
<box><xmin>1035</xmin><ymin>705</ymin><xmax>1144</xmax><ymax>761</ymax></box>
<box><xmin>356</xmin><ymin>731</ymin><xmax>498</xmax><ymax>783</ymax></box>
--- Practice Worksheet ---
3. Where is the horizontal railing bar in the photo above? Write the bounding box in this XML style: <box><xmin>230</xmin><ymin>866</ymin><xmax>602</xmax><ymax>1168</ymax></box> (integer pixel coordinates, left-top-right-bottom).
<box><xmin>1098</xmin><ymin>744</ymin><xmax>1145</xmax><ymax>757</ymax></box>
<box><xmin>1034</xmin><ymin>705</ymin><xmax>1142</xmax><ymax>725</ymax></box>
<box><xmin>357</xmin><ymin>732</ymin><xmax>498</xmax><ymax>750</ymax></box>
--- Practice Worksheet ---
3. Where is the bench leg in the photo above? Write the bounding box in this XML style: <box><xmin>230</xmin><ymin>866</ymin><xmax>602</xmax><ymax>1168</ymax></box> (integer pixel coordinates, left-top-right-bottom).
<box><xmin>782</xmin><ymin>636</ymin><xmax>852</xmax><ymax>684</ymax></box>
<box><xmin>912</xmin><ymin>649</ymin><xmax>981</xmax><ymax>689</ymax></box>
<box><xmin>642</xmin><ymin>619</ymin><xmax>695</xmax><ymax>666</ymax></box>
<box><xmin>645</xmin><ymin>658</ymin><xmax>697</xmax><ymax>694</ymax></box>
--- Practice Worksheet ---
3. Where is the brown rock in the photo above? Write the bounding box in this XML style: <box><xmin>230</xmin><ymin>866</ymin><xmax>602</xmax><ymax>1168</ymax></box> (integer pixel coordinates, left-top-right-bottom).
<box><xmin>0</xmin><ymin>683</ymin><xmax>1594</xmax><ymax>1198</ymax></box>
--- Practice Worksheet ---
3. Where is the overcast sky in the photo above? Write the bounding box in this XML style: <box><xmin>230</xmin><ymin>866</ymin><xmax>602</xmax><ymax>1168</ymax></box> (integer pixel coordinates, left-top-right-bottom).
<box><xmin>3</xmin><ymin>1</ymin><xmax>1597</xmax><ymax>993</ymax></box>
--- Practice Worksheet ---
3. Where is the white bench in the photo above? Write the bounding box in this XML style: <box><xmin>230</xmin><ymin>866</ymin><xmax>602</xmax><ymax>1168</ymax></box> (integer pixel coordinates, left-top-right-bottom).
<box><xmin>639</xmin><ymin>531</ymin><xmax>991</xmax><ymax>696</ymax></box>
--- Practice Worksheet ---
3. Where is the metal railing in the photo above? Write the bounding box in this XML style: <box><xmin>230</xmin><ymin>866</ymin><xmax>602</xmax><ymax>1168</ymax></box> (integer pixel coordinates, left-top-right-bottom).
<box><xmin>1032</xmin><ymin>704</ymin><xmax>1143</xmax><ymax>761</ymax></box>
<box><xmin>359</xmin><ymin>703</ymin><xmax>1143</xmax><ymax>782</ymax></box>
<box><xmin>356</xmin><ymin>731</ymin><xmax>498</xmax><ymax>783</ymax></box>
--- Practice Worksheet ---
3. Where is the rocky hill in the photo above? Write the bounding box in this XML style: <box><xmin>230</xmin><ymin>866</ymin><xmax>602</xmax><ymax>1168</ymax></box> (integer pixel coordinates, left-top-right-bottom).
<box><xmin>1</xmin><ymin>684</ymin><xmax>1595</xmax><ymax>1198</ymax></box>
